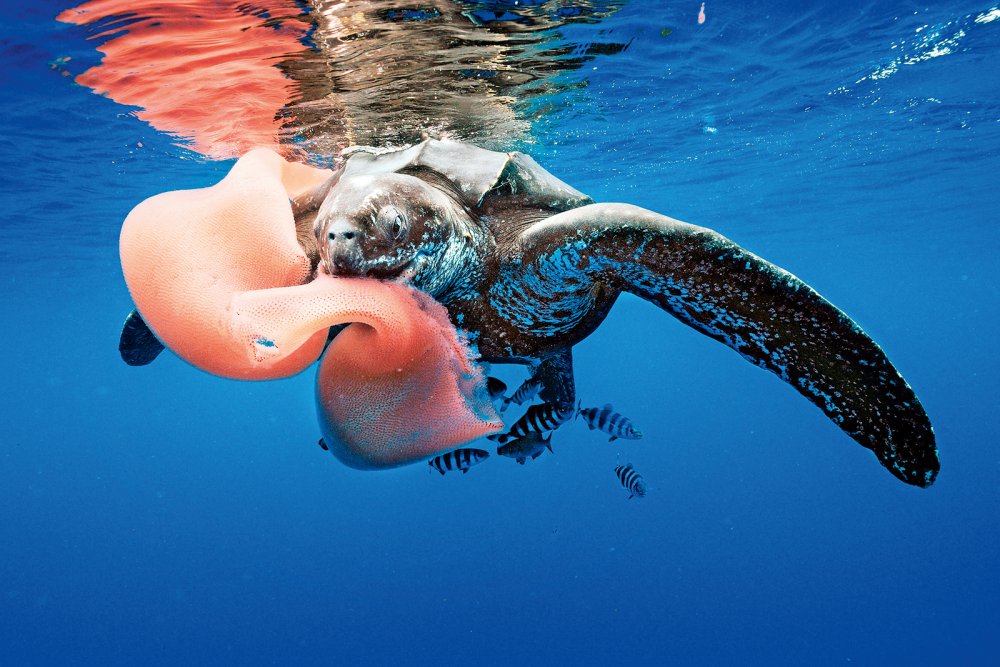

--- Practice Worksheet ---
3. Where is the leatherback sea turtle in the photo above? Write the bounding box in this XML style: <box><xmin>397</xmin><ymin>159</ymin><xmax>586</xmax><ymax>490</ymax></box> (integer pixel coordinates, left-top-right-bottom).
<box><xmin>121</xmin><ymin>139</ymin><xmax>938</xmax><ymax>486</ymax></box>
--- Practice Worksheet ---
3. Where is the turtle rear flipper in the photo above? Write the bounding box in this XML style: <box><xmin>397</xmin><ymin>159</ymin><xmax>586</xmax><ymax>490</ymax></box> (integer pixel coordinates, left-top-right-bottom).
<box><xmin>510</xmin><ymin>204</ymin><xmax>939</xmax><ymax>487</ymax></box>
<box><xmin>119</xmin><ymin>309</ymin><xmax>164</xmax><ymax>366</ymax></box>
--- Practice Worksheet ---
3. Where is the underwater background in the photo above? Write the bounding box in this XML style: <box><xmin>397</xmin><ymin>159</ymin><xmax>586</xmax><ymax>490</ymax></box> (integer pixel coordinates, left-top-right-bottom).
<box><xmin>2</xmin><ymin>0</ymin><xmax>998</xmax><ymax>663</ymax></box>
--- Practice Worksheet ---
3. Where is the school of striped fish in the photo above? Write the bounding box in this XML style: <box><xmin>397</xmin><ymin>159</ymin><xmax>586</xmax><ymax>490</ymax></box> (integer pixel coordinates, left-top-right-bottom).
<box><xmin>487</xmin><ymin>402</ymin><xmax>575</xmax><ymax>444</ymax></box>
<box><xmin>318</xmin><ymin>376</ymin><xmax>653</xmax><ymax>497</ymax></box>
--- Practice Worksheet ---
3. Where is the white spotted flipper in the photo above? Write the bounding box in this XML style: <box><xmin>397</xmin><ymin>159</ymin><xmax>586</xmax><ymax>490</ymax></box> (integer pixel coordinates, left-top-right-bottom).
<box><xmin>510</xmin><ymin>204</ymin><xmax>938</xmax><ymax>487</ymax></box>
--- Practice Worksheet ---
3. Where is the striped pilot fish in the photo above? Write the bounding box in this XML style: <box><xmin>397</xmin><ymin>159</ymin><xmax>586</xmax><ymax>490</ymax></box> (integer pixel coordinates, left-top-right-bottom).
<box><xmin>429</xmin><ymin>448</ymin><xmax>490</xmax><ymax>475</ymax></box>
<box><xmin>578</xmin><ymin>403</ymin><xmax>643</xmax><ymax>442</ymax></box>
<box><xmin>496</xmin><ymin>432</ymin><xmax>553</xmax><ymax>465</ymax></box>
<box><xmin>488</xmin><ymin>402</ymin><xmax>575</xmax><ymax>444</ymax></box>
<box><xmin>501</xmin><ymin>377</ymin><xmax>542</xmax><ymax>413</ymax></box>
<box><xmin>486</xmin><ymin>377</ymin><xmax>508</xmax><ymax>409</ymax></box>
<box><xmin>614</xmin><ymin>463</ymin><xmax>648</xmax><ymax>499</ymax></box>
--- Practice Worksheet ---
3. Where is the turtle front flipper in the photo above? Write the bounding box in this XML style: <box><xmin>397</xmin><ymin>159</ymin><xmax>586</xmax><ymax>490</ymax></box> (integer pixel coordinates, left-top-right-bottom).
<box><xmin>504</xmin><ymin>203</ymin><xmax>938</xmax><ymax>487</ymax></box>
<box><xmin>119</xmin><ymin>309</ymin><xmax>165</xmax><ymax>366</ymax></box>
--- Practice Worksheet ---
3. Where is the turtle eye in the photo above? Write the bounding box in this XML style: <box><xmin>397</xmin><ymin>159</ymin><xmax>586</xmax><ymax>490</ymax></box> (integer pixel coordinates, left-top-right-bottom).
<box><xmin>391</xmin><ymin>213</ymin><xmax>405</xmax><ymax>240</ymax></box>
<box><xmin>378</xmin><ymin>205</ymin><xmax>408</xmax><ymax>241</ymax></box>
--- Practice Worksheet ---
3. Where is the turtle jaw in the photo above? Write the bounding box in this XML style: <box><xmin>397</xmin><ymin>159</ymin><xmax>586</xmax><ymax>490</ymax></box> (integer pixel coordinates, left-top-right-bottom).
<box><xmin>362</xmin><ymin>259</ymin><xmax>415</xmax><ymax>281</ymax></box>
<box><xmin>326</xmin><ymin>245</ymin><xmax>364</xmax><ymax>276</ymax></box>
<box><xmin>322</xmin><ymin>246</ymin><xmax>417</xmax><ymax>282</ymax></box>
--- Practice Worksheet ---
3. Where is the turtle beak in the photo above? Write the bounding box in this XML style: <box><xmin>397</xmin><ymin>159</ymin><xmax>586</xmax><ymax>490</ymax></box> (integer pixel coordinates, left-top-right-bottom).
<box><xmin>324</xmin><ymin>220</ymin><xmax>364</xmax><ymax>276</ymax></box>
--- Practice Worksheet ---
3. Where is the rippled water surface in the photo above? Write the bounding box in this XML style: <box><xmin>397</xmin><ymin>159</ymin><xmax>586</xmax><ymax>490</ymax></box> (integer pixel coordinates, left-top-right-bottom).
<box><xmin>2</xmin><ymin>1</ymin><xmax>999</xmax><ymax>664</ymax></box>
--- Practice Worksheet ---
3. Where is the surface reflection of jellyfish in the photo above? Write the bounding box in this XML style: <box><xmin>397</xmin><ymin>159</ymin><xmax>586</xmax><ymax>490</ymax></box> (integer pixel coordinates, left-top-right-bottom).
<box><xmin>57</xmin><ymin>1</ymin><xmax>313</xmax><ymax>158</ymax></box>
<box><xmin>58</xmin><ymin>0</ymin><xmax>629</xmax><ymax>157</ymax></box>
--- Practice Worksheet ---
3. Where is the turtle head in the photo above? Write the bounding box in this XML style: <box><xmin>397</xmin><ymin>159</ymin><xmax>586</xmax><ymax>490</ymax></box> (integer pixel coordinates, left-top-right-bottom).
<box><xmin>314</xmin><ymin>172</ymin><xmax>478</xmax><ymax>297</ymax></box>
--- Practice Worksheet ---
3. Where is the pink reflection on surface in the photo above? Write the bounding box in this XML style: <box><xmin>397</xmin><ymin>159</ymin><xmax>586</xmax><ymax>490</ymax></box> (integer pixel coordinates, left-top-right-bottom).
<box><xmin>58</xmin><ymin>1</ymin><xmax>310</xmax><ymax>159</ymax></box>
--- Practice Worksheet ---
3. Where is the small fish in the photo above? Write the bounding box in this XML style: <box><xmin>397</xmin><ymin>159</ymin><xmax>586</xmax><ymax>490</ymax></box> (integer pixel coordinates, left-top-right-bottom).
<box><xmin>698</xmin><ymin>2</ymin><xmax>706</xmax><ymax>24</ymax></box>
<box><xmin>615</xmin><ymin>463</ymin><xmax>648</xmax><ymax>499</ymax></box>
<box><xmin>501</xmin><ymin>377</ymin><xmax>542</xmax><ymax>413</ymax></box>
<box><xmin>577</xmin><ymin>402</ymin><xmax>643</xmax><ymax>442</ymax></box>
<box><xmin>497</xmin><ymin>432</ymin><xmax>553</xmax><ymax>465</ymax></box>
<box><xmin>488</xmin><ymin>402</ymin><xmax>574</xmax><ymax>444</ymax></box>
<box><xmin>429</xmin><ymin>448</ymin><xmax>490</xmax><ymax>475</ymax></box>
<box><xmin>318</xmin><ymin>438</ymin><xmax>329</xmax><ymax>451</ymax></box>
<box><xmin>486</xmin><ymin>376</ymin><xmax>508</xmax><ymax>406</ymax></box>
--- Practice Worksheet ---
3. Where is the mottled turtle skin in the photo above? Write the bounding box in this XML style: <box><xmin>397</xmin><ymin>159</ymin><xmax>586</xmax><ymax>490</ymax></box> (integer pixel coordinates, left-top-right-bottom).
<box><xmin>123</xmin><ymin>139</ymin><xmax>939</xmax><ymax>487</ymax></box>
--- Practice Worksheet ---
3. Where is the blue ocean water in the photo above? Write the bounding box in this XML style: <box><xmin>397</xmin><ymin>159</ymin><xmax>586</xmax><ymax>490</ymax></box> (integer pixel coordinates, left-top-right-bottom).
<box><xmin>2</xmin><ymin>0</ymin><xmax>998</xmax><ymax>664</ymax></box>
